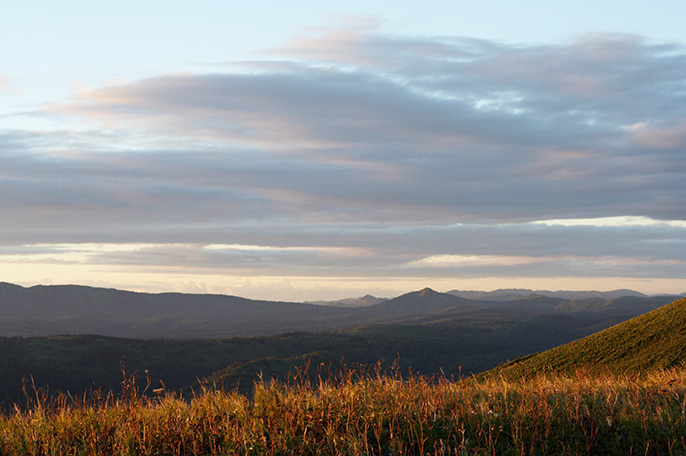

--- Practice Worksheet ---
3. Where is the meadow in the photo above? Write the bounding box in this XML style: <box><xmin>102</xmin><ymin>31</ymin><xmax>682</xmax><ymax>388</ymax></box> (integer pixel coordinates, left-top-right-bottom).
<box><xmin>2</xmin><ymin>362</ymin><xmax>685</xmax><ymax>456</ymax></box>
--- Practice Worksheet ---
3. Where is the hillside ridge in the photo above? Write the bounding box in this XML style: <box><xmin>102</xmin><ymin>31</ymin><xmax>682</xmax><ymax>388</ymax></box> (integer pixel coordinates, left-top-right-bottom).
<box><xmin>490</xmin><ymin>296</ymin><xmax>686</xmax><ymax>378</ymax></box>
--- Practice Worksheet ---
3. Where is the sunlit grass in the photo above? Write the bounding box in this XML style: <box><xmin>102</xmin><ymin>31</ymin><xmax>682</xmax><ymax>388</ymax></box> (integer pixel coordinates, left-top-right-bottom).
<box><xmin>2</xmin><ymin>364</ymin><xmax>686</xmax><ymax>455</ymax></box>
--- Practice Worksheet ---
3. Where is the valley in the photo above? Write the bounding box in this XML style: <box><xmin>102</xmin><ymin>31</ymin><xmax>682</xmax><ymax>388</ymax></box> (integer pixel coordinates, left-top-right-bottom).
<box><xmin>0</xmin><ymin>283</ymin><xmax>680</xmax><ymax>407</ymax></box>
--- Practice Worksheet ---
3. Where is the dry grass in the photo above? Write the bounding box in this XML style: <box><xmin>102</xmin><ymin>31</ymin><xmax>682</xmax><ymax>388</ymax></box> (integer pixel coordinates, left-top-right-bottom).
<box><xmin>2</xmin><ymin>363</ymin><xmax>686</xmax><ymax>455</ymax></box>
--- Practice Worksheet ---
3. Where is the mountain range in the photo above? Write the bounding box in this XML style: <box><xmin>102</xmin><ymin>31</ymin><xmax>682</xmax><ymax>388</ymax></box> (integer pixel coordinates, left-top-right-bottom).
<box><xmin>446</xmin><ymin>288</ymin><xmax>665</xmax><ymax>301</ymax></box>
<box><xmin>1</xmin><ymin>282</ymin><xmax>680</xmax><ymax>338</ymax></box>
<box><xmin>0</xmin><ymin>282</ymin><xmax>683</xmax><ymax>407</ymax></box>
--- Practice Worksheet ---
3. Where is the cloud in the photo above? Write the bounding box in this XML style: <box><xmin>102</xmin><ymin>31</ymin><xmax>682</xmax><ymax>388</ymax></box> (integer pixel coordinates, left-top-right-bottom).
<box><xmin>1</xmin><ymin>28</ymin><xmax>685</xmax><ymax>294</ymax></box>
<box><xmin>0</xmin><ymin>75</ymin><xmax>21</xmax><ymax>95</ymax></box>
<box><xmin>533</xmin><ymin>216</ymin><xmax>686</xmax><ymax>228</ymax></box>
<box><xmin>628</xmin><ymin>121</ymin><xmax>686</xmax><ymax>149</ymax></box>
<box><xmin>45</xmin><ymin>31</ymin><xmax>686</xmax><ymax>225</ymax></box>
<box><xmin>1</xmin><ymin>219</ymin><xmax>684</xmax><ymax>283</ymax></box>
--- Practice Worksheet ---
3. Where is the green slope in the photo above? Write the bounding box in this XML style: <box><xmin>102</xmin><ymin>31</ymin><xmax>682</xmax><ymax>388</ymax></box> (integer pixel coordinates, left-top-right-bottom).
<box><xmin>490</xmin><ymin>297</ymin><xmax>686</xmax><ymax>378</ymax></box>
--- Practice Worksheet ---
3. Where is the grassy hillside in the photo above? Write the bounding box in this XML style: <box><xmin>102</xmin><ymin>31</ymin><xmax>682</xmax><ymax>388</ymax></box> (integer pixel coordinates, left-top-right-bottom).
<box><xmin>491</xmin><ymin>297</ymin><xmax>686</xmax><ymax>378</ymax></box>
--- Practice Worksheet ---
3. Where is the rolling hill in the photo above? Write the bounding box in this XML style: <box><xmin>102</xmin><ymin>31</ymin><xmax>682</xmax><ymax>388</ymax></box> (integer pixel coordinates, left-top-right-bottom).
<box><xmin>489</xmin><ymin>296</ymin><xmax>686</xmax><ymax>378</ymax></box>
<box><xmin>0</xmin><ymin>282</ymin><xmax>357</xmax><ymax>338</ymax></box>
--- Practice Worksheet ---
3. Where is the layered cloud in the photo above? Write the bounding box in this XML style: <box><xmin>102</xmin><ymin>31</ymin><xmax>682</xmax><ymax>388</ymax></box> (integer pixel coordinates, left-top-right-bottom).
<box><xmin>1</xmin><ymin>26</ymin><xmax>685</xmax><ymax>296</ymax></box>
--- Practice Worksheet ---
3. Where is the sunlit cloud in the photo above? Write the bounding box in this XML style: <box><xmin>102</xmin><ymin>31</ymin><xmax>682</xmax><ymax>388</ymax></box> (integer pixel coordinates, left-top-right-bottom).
<box><xmin>409</xmin><ymin>254</ymin><xmax>543</xmax><ymax>267</ymax></box>
<box><xmin>533</xmin><ymin>216</ymin><xmax>686</xmax><ymax>228</ymax></box>
<box><xmin>0</xmin><ymin>243</ymin><xmax>181</xmax><ymax>264</ymax></box>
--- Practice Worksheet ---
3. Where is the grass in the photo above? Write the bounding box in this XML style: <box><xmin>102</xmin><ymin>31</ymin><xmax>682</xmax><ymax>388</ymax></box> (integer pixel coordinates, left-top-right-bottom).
<box><xmin>2</xmin><ymin>362</ymin><xmax>686</xmax><ymax>455</ymax></box>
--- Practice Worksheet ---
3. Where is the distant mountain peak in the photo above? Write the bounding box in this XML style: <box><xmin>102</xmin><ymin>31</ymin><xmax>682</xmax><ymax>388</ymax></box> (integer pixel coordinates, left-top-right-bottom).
<box><xmin>418</xmin><ymin>287</ymin><xmax>436</xmax><ymax>296</ymax></box>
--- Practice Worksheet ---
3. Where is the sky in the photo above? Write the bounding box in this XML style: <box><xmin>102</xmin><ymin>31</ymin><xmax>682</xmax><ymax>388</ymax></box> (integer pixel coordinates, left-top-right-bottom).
<box><xmin>1</xmin><ymin>1</ymin><xmax>685</xmax><ymax>301</ymax></box>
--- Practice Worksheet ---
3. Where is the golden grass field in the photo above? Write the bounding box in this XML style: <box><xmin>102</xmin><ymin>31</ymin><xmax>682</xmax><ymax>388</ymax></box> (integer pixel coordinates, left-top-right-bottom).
<box><xmin>2</xmin><ymin>362</ymin><xmax>685</xmax><ymax>455</ymax></box>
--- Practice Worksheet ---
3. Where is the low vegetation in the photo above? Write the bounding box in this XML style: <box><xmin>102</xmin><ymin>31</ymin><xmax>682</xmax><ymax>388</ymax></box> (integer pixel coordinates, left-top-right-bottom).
<box><xmin>2</xmin><ymin>363</ymin><xmax>686</xmax><ymax>455</ymax></box>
